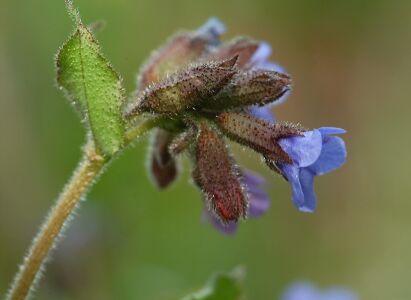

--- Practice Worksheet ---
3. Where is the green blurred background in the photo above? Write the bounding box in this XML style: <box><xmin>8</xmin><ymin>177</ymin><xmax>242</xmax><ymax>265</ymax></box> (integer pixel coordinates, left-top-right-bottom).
<box><xmin>1</xmin><ymin>0</ymin><xmax>410</xmax><ymax>299</ymax></box>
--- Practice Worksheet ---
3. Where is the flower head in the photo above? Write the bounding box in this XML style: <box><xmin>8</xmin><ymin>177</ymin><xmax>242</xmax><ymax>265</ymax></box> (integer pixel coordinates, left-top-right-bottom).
<box><xmin>126</xmin><ymin>18</ymin><xmax>347</xmax><ymax>232</ymax></box>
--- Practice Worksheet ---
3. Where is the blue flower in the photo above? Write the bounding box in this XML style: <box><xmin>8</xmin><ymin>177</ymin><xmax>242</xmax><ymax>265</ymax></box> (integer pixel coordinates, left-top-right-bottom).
<box><xmin>250</xmin><ymin>102</ymin><xmax>347</xmax><ymax>213</ymax></box>
<box><xmin>281</xmin><ymin>282</ymin><xmax>358</xmax><ymax>300</ymax></box>
<box><xmin>243</xmin><ymin>28</ymin><xmax>347</xmax><ymax>213</ymax></box>
<box><xmin>277</xmin><ymin>127</ymin><xmax>347</xmax><ymax>212</ymax></box>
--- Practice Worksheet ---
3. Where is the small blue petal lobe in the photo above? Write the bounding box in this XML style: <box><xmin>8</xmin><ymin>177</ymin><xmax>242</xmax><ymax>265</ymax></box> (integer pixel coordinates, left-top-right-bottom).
<box><xmin>206</xmin><ymin>209</ymin><xmax>238</xmax><ymax>235</ymax></box>
<box><xmin>249</xmin><ymin>105</ymin><xmax>276</xmax><ymax>123</ymax></box>
<box><xmin>308</xmin><ymin>136</ymin><xmax>347</xmax><ymax>176</ymax></box>
<box><xmin>279</xmin><ymin>164</ymin><xmax>305</xmax><ymax>209</ymax></box>
<box><xmin>298</xmin><ymin>169</ymin><xmax>316</xmax><ymax>212</ymax></box>
<box><xmin>251</xmin><ymin>42</ymin><xmax>272</xmax><ymax>65</ymax></box>
<box><xmin>197</xmin><ymin>17</ymin><xmax>226</xmax><ymax>45</ymax></box>
<box><xmin>318</xmin><ymin>127</ymin><xmax>347</xmax><ymax>135</ymax></box>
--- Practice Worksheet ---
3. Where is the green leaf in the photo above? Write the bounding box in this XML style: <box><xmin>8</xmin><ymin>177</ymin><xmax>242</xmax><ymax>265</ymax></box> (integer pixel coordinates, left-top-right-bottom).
<box><xmin>56</xmin><ymin>0</ymin><xmax>125</xmax><ymax>156</ymax></box>
<box><xmin>181</xmin><ymin>267</ymin><xmax>245</xmax><ymax>300</ymax></box>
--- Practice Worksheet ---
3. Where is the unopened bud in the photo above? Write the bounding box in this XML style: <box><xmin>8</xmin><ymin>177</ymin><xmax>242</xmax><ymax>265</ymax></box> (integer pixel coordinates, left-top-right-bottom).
<box><xmin>125</xmin><ymin>56</ymin><xmax>238</xmax><ymax>117</ymax></box>
<box><xmin>203</xmin><ymin>69</ymin><xmax>291</xmax><ymax>111</ymax></box>
<box><xmin>138</xmin><ymin>33</ymin><xmax>210</xmax><ymax>89</ymax></box>
<box><xmin>192</xmin><ymin>122</ymin><xmax>247</xmax><ymax>222</ymax></box>
<box><xmin>148</xmin><ymin>129</ymin><xmax>178</xmax><ymax>188</ymax></box>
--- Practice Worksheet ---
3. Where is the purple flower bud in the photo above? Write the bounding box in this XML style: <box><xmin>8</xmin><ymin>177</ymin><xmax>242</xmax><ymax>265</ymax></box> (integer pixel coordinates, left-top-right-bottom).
<box><xmin>192</xmin><ymin>122</ymin><xmax>247</xmax><ymax>223</ymax></box>
<box><xmin>204</xmin><ymin>69</ymin><xmax>291</xmax><ymax>110</ymax></box>
<box><xmin>205</xmin><ymin>170</ymin><xmax>270</xmax><ymax>234</ymax></box>
<box><xmin>148</xmin><ymin>129</ymin><xmax>178</xmax><ymax>189</ymax></box>
<box><xmin>249</xmin><ymin>41</ymin><xmax>291</xmax><ymax>107</ymax></box>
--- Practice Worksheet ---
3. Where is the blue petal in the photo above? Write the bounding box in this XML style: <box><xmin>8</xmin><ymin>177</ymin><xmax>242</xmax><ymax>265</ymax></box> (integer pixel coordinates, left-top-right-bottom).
<box><xmin>251</xmin><ymin>41</ymin><xmax>288</xmax><ymax>73</ymax></box>
<box><xmin>243</xmin><ymin>170</ymin><xmax>265</xmax><ymax>186</ymax></box>
<box><xmin>318</xmin><ymin>127</ymin><xmax>346</xmax><ymax>136</ymax></box>
<box><xmin>205</xmin><ymin>209</ymin><xmax>238</xmax><ymax>235</ymax></box>
<box><xmin>281</xmin><ymin>282</ymin><xmax>358</xmax><ymax>300</ymax></box>
<box><xmin>279</xmin><ymin>163</ymin><xmax>305</xmax><ymax>209</ymax></box>
<box><xmin>197</xmin><ymin>17</ymin><xmax>226</xmax><ymax>45</ymax></box>
<box><xmin>279</xmin><ymin>130</ymin><xmax>323</xmax><ymax>167</ymax></box>
<box><xmin>249</xmin><ymin>105</ymin><xmax>276</xmax><ymax>123</ymax></box>
<box><xmin>298</xmin><ymin>168</ymin><xmax>316</xmax><ymax>212</ymax></box>
<box><xmin>248</xmin><ymin>194</ymin><xmax>270</xmax><ymax>217</ymax></box>
<box><xmin>308</xmin><ymin>136</ymin><xmax>347</xmax><ymax>176</ymax></box>
<box><xmin>244</xmin><ymin>171</ymin><xmax>271</xmax><ymax>218</ymax></box>
<box><xmin>281</xmin><ymin>282</ymin><xmax>319</xmax><ymax>300</ymax></box>
<box><xmin>250</xmin><ymin>41</ymin><xmax>272</xmax><ymax>65</ymax></box>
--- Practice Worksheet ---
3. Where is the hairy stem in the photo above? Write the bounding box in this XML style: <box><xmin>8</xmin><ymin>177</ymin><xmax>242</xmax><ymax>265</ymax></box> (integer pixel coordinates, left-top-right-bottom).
<box><xmin>6</xmin><ymin>142</ymin><xmax>107</xmax><ymax>300</ymax></box>
<box><xmin>6</xmin><ymin>117</ymin><xmax>162</xmax><ymax>300</ymax></box>
<box><xmin>124</xmin><ymin>116</ymin><xmax>167</xmax><ymax>143</ymax></box>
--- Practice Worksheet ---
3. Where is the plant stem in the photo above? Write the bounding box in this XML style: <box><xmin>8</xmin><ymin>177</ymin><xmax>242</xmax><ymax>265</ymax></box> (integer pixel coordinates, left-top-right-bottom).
<box><xmin>6</xmin><ymin>142</ymin><xmax>107</xmax><ymax>300</ymax></box>
<box><xmin>6</xmin><ymin>117</ymin><xmax>162</xmax><ymax>300</ymax></box>
<box><xmin>124</xmin><ymin>116</ymin><xmax>166</xmax><ymax>143</ymax></box>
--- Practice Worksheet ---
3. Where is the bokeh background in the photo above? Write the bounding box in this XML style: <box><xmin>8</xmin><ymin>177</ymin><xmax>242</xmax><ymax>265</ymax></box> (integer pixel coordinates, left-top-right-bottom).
<box><xmin>1</xmin><ymin>0</ymin><xmax>410</xmax><ymax>299</ymax></box>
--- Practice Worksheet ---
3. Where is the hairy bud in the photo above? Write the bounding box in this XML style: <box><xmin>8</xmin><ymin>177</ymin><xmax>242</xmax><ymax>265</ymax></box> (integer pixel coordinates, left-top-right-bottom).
<box><xmin>138</xmin><ymin>32</ymin><xmax>215</xmax><ymax>89</ymax></box>
<box><xmin>193</xmin><ymin>122</ymin><xmax>247</xmax><ymax>222</ymax></box>
<box><xmin>216</xmin><ymin>112</ymin><xmax>302</xmax><ymax>164</ymax></box>
<box><xmin>203</xmin><ymin>70</ymin><xmax>291</xmax><ymax>111</ymax></box>
<box><xmin>149</xmin><ymin>129</ymin><xmax>178</xmax><ymax>188</ymax></box>
<box><xmin>125</xmin><ymin>56</ymin><xmax>238</xmax><ymax>117</ymax></box>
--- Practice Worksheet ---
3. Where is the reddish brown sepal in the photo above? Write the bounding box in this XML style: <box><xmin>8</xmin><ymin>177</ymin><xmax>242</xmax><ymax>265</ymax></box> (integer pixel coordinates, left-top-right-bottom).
<box><xmin>126</xmin><ymin>56</ymin><xmax>238</xmax><ymax>117</ymax></box>
<box><xmin>216</xmin><ymin>112</ymin><xmax>302</xmax><ymax>164</ymax></box>
<box><xmin>149</xmin><ymin>129</ymin><xmax>178</xmax><ymax>189</ymax></box>
<box><xmin>203</xmin><ymin>69</ymin><xmax>291</xmax><ymax>111</ymax></box>
<box><xmin>193</xmin><ymin>122</ymin><xmax>247</xmax><ymax>223</ymax></box>
<box><xmin>138</xmin><ymin>32</ymin><xmax>211</xmax><ymax>89</ymax></box>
